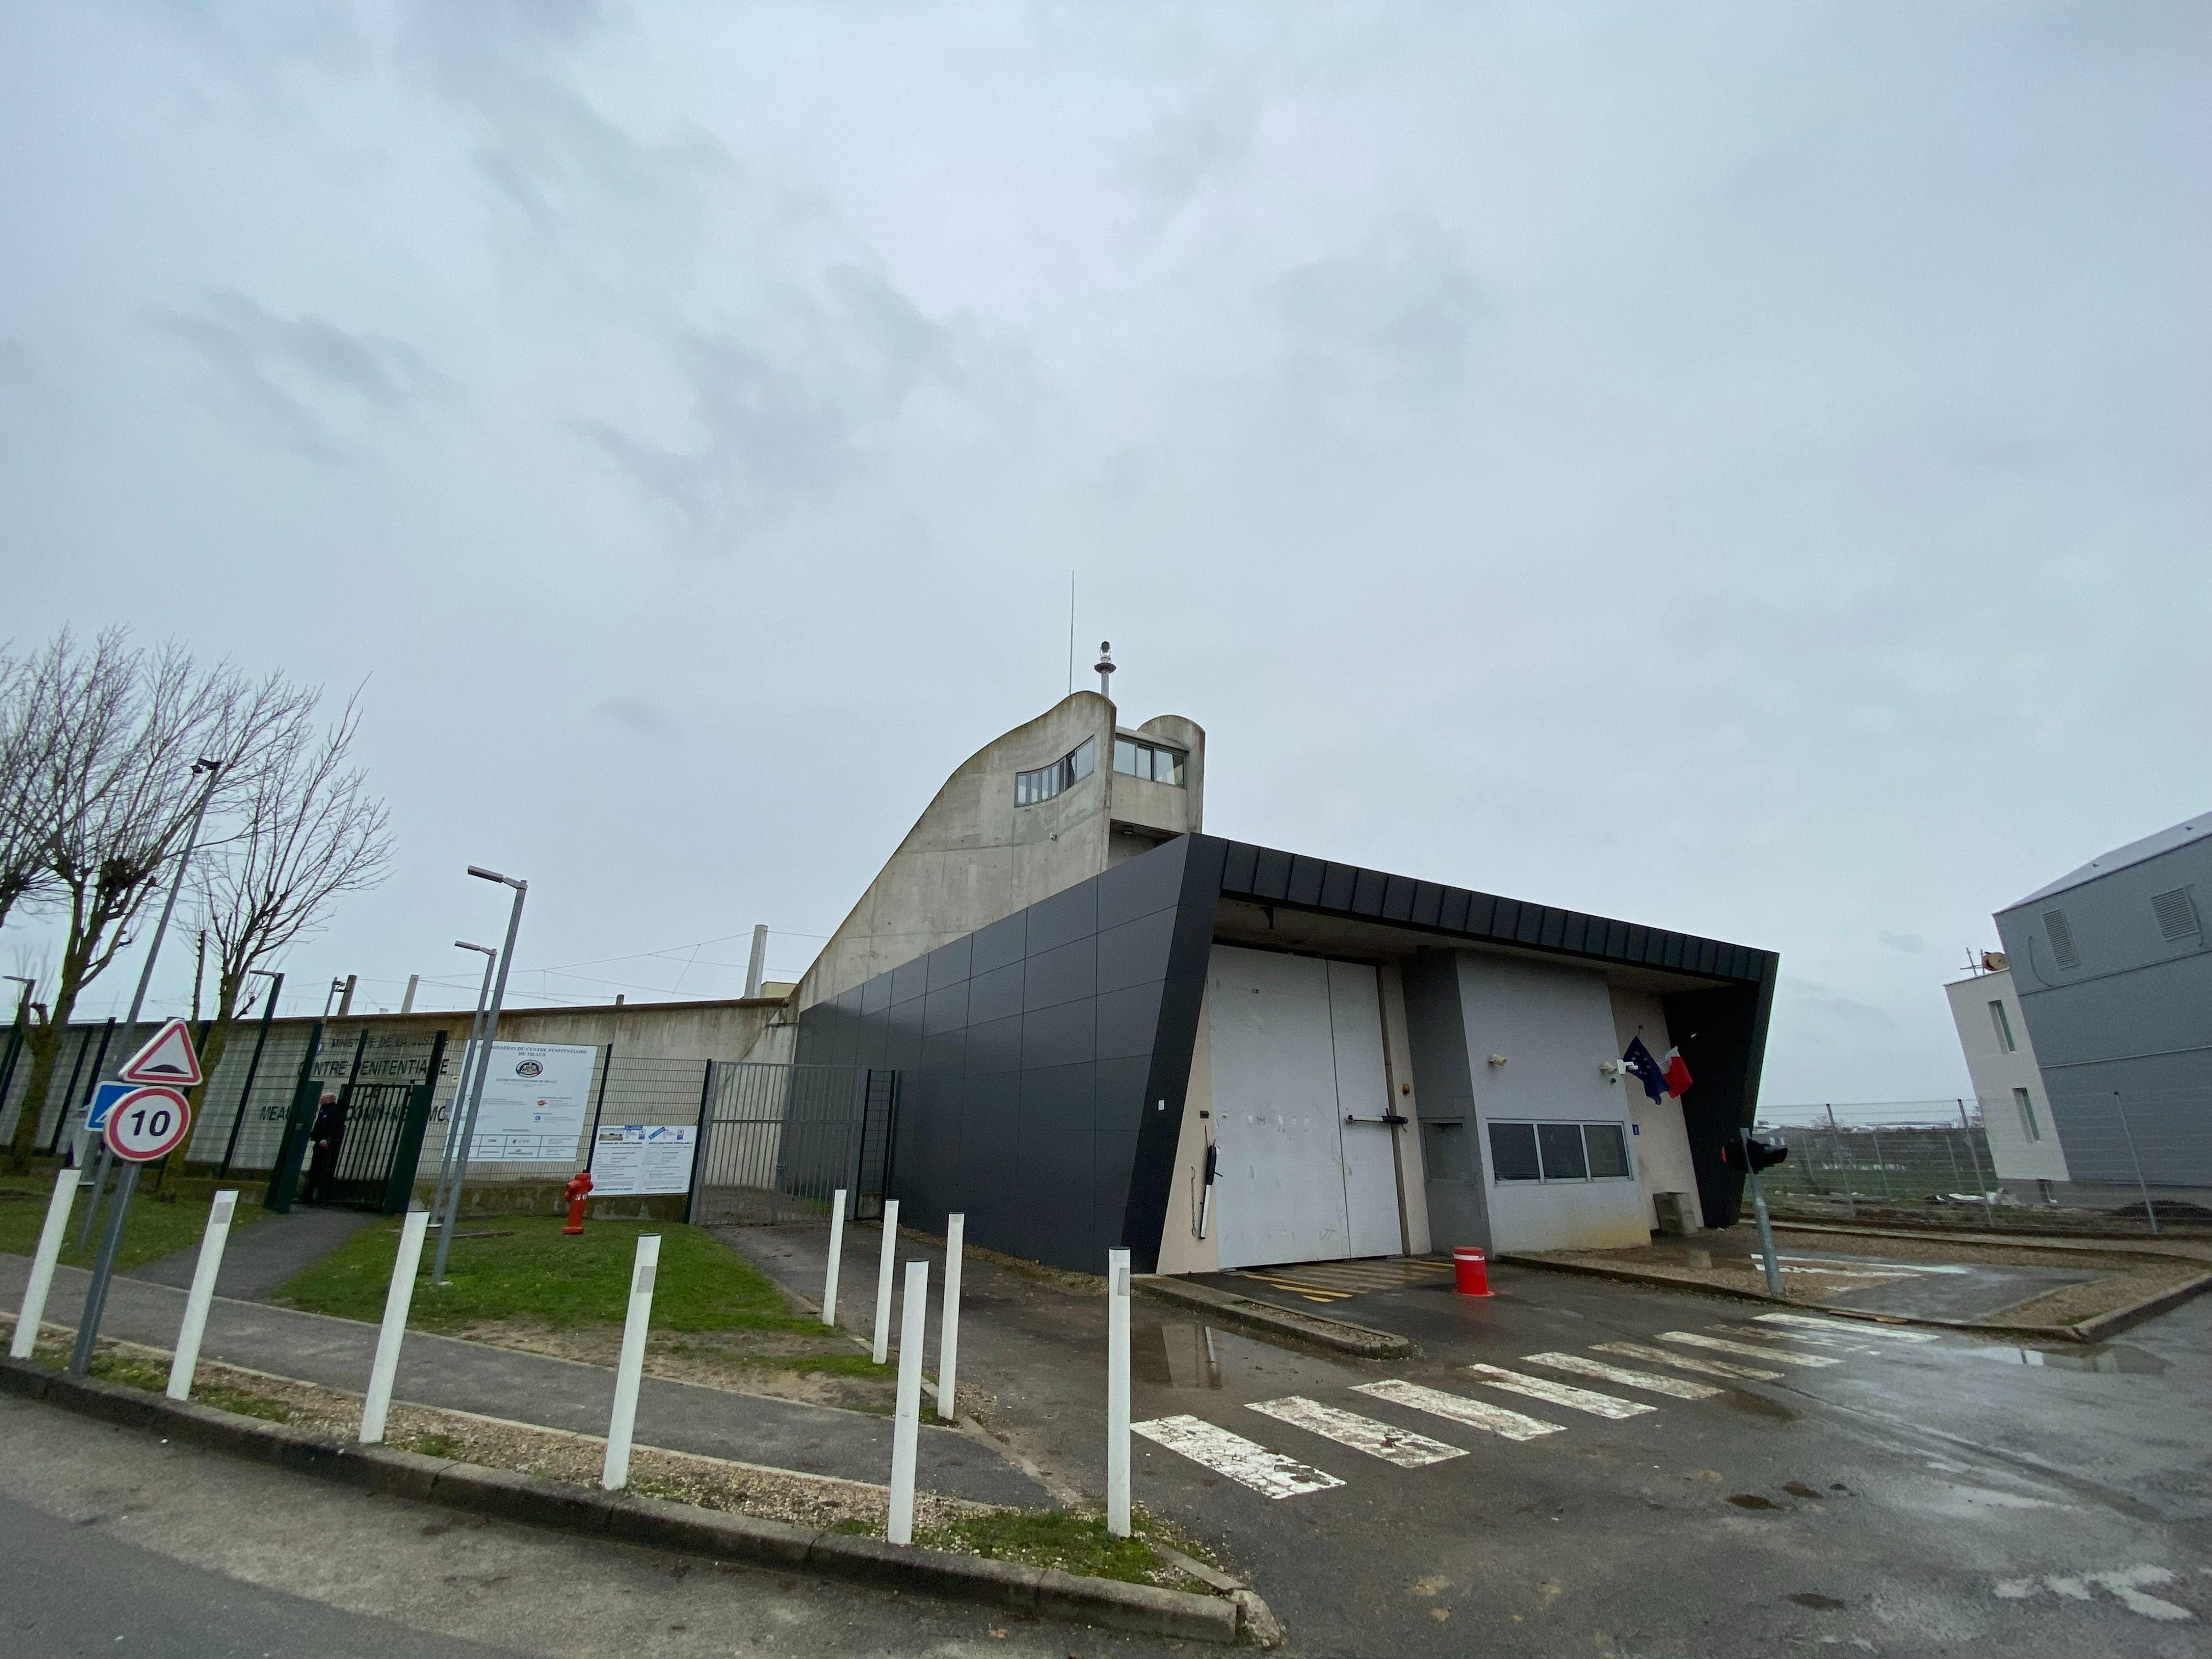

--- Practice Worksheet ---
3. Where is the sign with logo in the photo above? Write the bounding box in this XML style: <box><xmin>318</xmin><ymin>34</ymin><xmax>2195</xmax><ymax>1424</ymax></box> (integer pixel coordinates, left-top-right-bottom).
<box><xmin>589</xmin><ymin>1124</ymin><xmax>697</xmax><ymax>1196</ymax></box>
<box><xmin>104</xmin><ymin>1086</ymin><xmax>193</xmax><ymax>1162</ymax></box>
<box><xmin>462</xmin><ymin>1042</ymin><xmax>597</xmax><ymax>1163</ymax></box>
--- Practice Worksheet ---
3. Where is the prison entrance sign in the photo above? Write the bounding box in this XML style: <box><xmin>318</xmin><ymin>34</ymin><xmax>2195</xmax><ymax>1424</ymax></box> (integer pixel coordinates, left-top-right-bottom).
<box><xmin>264</xmin><ymin>1026</ymin><xmax>449</xmax><ymax>1215</ymax></box>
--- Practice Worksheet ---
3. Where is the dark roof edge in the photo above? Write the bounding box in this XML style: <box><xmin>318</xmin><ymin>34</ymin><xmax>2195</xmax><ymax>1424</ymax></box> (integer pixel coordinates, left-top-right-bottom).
<box><xmin>1204</xmin><ymin>836</ymin><xmax>1777</xmax><ymax>985</ymax></box>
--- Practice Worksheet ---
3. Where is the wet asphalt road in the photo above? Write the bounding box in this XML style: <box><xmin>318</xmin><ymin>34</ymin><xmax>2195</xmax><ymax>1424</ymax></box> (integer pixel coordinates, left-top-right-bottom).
<box><xmin>740</xmin><ymin>1224</ymin><xmax>2212</xmax><ymax>1657</ymax></box>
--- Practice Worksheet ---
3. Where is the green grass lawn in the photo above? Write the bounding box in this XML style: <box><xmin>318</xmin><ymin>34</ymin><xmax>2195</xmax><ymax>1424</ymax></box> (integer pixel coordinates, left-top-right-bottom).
<box><xmin>273</xmin><ymin>1213</ymin><xmax>819</xmax><ymax>1334</ymax></box>
<box><xmin>0</xmin><ymin>1175</ymin><xmax>267</xmax><ymax>1273</ymax></box>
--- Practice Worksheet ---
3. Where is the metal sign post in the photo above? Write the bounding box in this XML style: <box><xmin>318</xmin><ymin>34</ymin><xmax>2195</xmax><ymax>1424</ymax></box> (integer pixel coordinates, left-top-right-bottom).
<box><xmin>67</xmin><ymin>1026</ymin><xmax>200</xmax><ymax>1374</ymax></box>
<box><xmin>1741</xmin><ymin>1129</ymin><xmax>1783</xmax><ymax>1296</ymax></box>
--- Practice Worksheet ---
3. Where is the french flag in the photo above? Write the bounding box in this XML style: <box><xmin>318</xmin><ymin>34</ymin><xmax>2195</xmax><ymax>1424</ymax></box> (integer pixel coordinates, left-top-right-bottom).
<box><xmin>1662</xmin><ymin>1046</ymin><xmax>1694</xmax><ymax>1098</ymax></box>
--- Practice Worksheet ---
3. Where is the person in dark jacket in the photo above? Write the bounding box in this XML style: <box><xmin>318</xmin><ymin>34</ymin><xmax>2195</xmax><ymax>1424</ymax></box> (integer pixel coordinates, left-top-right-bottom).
<box><xmin>303</xmin><ymin>1092</ymin><xmax>346</xmax><ymax>1202</ymax></box>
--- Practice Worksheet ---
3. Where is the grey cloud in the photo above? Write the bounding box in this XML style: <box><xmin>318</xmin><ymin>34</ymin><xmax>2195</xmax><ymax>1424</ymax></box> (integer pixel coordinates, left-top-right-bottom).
<box><xmin>154</xmin><ymin>290</ymin><xmax>446</xmax><ymax>460</ymax></box>
<box><xmin>1268</xmin><ymin>215</ymin><xmax>1487</xmax><ymax>407</ymax></box>
<box><xmin>399</xmin><ymin>0</ymin><xmax>730</xmax><ymax>295</ymax></box>
<box><xmin>1779</xmin><ymin>978</ymin><xmax>1897</xmax><ymax>1041</ymax></box>
<box><xmin>1878</xmin><ymin>932</ymin><xmax>1925</xmax><ymax>953</ymax></box>
<box><xmin>1125</xmin><ymin>100</ymin><xmax>1254</xmax><ymax>211</ymax></box>
<box><xmin>597</xmin><ymin>696</ymin><xmax>680</xmax><ymax>744</ymax></box>
<box><xmin>577</xmin><ymin>265</ymin><xmax>958</xmax><ymax>540</ymax></box>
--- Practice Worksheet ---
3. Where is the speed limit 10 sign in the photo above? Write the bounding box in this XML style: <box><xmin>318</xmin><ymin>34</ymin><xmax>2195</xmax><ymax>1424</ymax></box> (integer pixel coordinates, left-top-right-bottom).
<box><xmin>104</xmin><ymin>1086</ymin><xmax>193</xmax><ymax>1163</ymax></box>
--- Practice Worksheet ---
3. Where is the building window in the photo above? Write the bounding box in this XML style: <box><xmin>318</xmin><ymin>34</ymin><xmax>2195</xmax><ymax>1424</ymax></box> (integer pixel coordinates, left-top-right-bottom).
<box><xmin>1488</xmin><ymin>1120</ymin><xmax>1633</xmax><ymax>1183</ymax></box>
<box><xmin>1989</xmin><ymin>1000</ymin><xmax>2016</xmax><ymax>1053</ymax></box>
<box><xmin>2013</xmin><ymin>1087</ymin><xmax>2041</xmax><ymax>1143</ymax></box>
<box><xmin>1111</xmin><ymin>736</ymin><xmax>1186</xmax><ymax>787</ymax></box>
<box><xmin>1014</xmin><ymin>737</ymin><xmax>1094</xmax><ymax>807</ymax></box>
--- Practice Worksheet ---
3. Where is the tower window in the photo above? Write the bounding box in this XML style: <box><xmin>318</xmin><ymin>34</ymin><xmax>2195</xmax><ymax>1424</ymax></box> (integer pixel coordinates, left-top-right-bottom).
<box><xmin>1988</xmin><ymin>1000</ymin><xmax>2015</xmax><ymax>1053</ymax></box>
<box><xmin>1014</xmin><ymin>737</ymin><xmax>1094</xmax><ymax>806</ymax></box>
<box><xmin>2013</xmin><ymin>1087</ymin><xmax>2041</xmax><ymax>1143</ymax></box>
<box><xmin>1112</xmin><ymin>736</ymin><xmax>1186</xmax><ymax>787</ymax></box>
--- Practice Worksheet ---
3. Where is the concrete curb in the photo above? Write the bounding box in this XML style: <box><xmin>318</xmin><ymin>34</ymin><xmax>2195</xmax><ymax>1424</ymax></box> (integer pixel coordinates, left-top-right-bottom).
<box><xmin>1135</xmin><ymin>1275</ymin><xmax>1413</xmax><ymax>1358</ymax></box>
<box><xmin>1770</xmin><ymin>1220</ymin><xmax>2212</xmax><ymax>1265</ymax></box>
<box><xmin>1495</xmin><ymin>1251</ymin><xmax>2212</xmax><ymax>1344</ymax></box>
<box><xmin>0</xmin><ymin>1357</ymin><xmax>1241</xmax><ymax>1645</ymax></box>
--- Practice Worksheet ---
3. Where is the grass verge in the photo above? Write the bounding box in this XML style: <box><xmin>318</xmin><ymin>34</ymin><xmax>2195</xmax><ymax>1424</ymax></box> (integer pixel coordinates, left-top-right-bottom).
<box><xmin>272</xmin><ymin>1214</ymin><xmax>899</xmax><ymax>1408</ymax></box>
<box><xmin>272</xmin><ymin>1214</ymin><xmax>816</xmax><ymax>1333</ymax></box>
<box><xmin>0</xmin><ymin>1176</ymin><xmax>268</xmax><ymax>1273</ymax></box>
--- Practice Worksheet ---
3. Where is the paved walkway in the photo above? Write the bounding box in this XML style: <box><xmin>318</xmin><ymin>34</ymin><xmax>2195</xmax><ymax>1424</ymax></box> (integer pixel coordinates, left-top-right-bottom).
<box><xmin>127</xmin><ymin>1206</ymin><xmax>377</xmax><ymax>1300</ymax></box>
<box><xmin>1</xmin><ymin>1255</ymin><xmax>1050</xmax><ymax>1511</ymax></box>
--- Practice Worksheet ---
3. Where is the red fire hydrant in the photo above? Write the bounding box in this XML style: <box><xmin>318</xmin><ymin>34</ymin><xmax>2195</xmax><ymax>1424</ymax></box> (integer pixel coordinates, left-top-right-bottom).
<box><xmin>562</xmin><ymin>1169</ymin><xmax>594</xmax><ymax>1235</ymax></box>
<box><xmin>1453</xmin><ymin>1245</ymin><xmax>1493</xmax><ymax>1297</ymax></box>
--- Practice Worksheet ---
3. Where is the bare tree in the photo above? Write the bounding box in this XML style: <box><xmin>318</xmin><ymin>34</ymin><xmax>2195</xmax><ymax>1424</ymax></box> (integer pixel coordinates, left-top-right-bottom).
<box><xmin>184</xmin><ymin>688</ymin><xmax>393</xmax><ymax>1126</ymax></box>
<box><xmin>3</xmin><ymin>633</ymin><xmax>314</xmax><ymax>1172</ymax></box>
<box><xmin>0</xmin><ymin>643</ymin><xmax>61</xmax><ymax>935</ymax></box>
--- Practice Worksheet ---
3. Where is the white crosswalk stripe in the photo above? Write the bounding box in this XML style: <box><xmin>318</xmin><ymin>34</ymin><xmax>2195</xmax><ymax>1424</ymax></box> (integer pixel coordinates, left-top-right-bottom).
<box><xmin>1462</xmin><ymin>1363</ymin><xmax>1655</xmax><ymax>1419</ymax></box>
<box><xmin>1753</xmin><ymin>1311</ymin><xmax>1939</xmax><ymax>1344</ymax></box>
<box><xmin>1593</xmin><ymin>1339</ymin><xmax>1782</xmax><ymax>1381</ymax></box>
<box><xmin>1659</xmin><ymin>1330</ymin><xmax>1841</xmax><ymax>1368</ymax></box>
<box><xmin>1247</xmin><ymin>1397</ymin><xmax>1467</xmax><ymax>1467</ymax></box>
<box><xmin>1520</xmin><ymin>1351</ymin><xmax>1722</xmax><ymax>1401</ymax></box>
<box><xmin>1714</xmin><ymin>1321</ymin><xmax>1878</xmax><ymax>1352</ymax></box>
<box><xmin>1353</xmin><ymin>1379</ymin><xmax>1565</xmax><ymax>1441</ymax></box>
<box><xmin>1133</xmin><ymin>1414</ymin><xmax>1345</xmax><ymax>1498</ymax></box>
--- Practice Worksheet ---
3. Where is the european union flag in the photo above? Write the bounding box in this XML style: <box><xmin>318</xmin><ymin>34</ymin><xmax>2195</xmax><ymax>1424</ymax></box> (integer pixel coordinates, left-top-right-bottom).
<box><xmin>1622</xmin><ymin>1036</ymin><xmax>1667</xmax><ymax>1103</ymax></box>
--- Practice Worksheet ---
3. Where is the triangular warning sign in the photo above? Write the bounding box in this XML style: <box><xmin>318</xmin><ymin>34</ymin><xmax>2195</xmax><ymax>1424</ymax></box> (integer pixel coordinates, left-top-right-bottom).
<box><xmin>119</xmin><ymin>1017</ymin><xmax>202</xmax><ymax>1087</ymax></box>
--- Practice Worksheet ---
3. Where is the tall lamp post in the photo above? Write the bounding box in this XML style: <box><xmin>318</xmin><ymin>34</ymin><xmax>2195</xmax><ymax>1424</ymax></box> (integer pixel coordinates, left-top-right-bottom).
<box><xmin>75</xmin><ymin>756</ymin><xmax>224</xmax><ymax>1249</ymax></box>
<box><xmin>69</xmin><ymin>755</ymin><xmax>223</xmax><ymax>1373</ymax></box>
<box><xmin>431</xmin><ymin>866</ymin><xmax>527</xmax><ymax>1285</ymax></box>
<box><xmin>426</xmin><ymin>940</ymin><xmax>499</xmax><ymax>1252</ymax></box>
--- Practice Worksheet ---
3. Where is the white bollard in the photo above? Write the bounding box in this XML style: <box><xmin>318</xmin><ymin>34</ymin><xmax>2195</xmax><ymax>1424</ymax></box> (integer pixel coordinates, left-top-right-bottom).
<box><xmin>936</xmin><ymin>1212</ymin><xmax>963</xmax><ymax>1420</ymax></box>
<box><xmin>359</xmin><ymin>1209</ymin><xmax>431</xmax><ymax>1444</ymax></box>
<box><xmin>871</xmin><ymin>1198</ymin><xmax>900</xmax><ymax>1364</ymax></box>
<box><xmin>822</xmin><ymin>1188</ymin><xmax>846</xmax><ymax>1327</ymax></box>
<box><xmin>1107</xmin><ymin>1246</ymin><xmax>1131</xmax><ymax>1538</ymax></box>
<box><xmin>166</xmin><ymin>1190</ymin><xmax>239</xmax><ymax>1401</ymax></box>
<box><xmin>887</xmin><ymin>1258</ymin><xmax>928</xmax><ymax>1545</ymax></box>
<box><xmin>601</xmin><ymin>1233</ymin><xmax>662</xmax><ymax>1491</ymax></box>
<box><xmin>10</xmin><ymin>1169</ymin><xmax>82</xmax><ymax>1361</ymax></box>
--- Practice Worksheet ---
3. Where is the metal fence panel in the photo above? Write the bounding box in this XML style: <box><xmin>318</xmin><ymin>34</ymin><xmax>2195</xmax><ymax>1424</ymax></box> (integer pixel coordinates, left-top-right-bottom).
<box><xmin>694</xmin><ymin>1062</ymin><xmax>885</xmax><ymax>1226</ymax></box>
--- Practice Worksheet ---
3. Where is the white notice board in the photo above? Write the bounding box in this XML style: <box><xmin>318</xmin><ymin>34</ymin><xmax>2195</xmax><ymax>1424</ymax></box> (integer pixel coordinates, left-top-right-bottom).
<box><xmin>590</xmin><ymin>1124</ymin><xmax>697</xmax><ymax>1196</ymax></box>
<box><xmin>466</xmin><ymin>1042</ymin><xmax>599</xmax><ymax>1163</ymax></box>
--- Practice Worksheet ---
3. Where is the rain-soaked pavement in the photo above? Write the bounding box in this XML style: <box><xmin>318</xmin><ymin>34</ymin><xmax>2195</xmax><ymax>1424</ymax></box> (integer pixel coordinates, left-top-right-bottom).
<box><xmin>731</xmin><ymin>1221</ymin><xmax>2212</xmax><ymax>1658</ymax></box>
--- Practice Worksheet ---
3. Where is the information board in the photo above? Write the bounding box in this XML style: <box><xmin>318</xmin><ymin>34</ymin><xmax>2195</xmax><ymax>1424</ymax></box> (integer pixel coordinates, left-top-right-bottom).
<box><xmin>465</xmin><ymin>1042</ymin><xmax>599</xmax><ymax>1163</ymax></box>
<box><xmin>589</xmin><ymin>1124</ymin><xmax>698</xmax><ymax>1196</ymax></box>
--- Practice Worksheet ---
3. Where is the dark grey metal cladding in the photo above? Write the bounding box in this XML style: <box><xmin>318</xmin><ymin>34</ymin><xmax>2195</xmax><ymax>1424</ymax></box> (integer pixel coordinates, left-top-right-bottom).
<box><xmin>1214</xmin><ymin>838</ymin><xmax>1774</xmax><ymax>987</ymax></box>
<box><xmin>794</xmin><ymin>836</ymin><xmax>1204</xmax><ymax>1274</ymax></box>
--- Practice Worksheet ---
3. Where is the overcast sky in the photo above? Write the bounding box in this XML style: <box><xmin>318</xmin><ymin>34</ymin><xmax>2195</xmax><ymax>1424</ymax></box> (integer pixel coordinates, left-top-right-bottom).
<box><xmin>3</xmin><ymin>2</ymin><xmax>2205</xmax><ymax>1104</ymax></box>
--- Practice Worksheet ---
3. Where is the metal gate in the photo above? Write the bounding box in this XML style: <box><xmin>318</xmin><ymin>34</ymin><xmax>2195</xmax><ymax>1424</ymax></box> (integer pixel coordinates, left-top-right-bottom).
<box><xmin>693</xmin><ymin>1062</ymin><xmax>898</xmax><ymax>1225</ymax></box>
<box><xmin>265</xmin><ymin>1026</ymin><xmax>447</xmax><ymax>1215</ymax></box>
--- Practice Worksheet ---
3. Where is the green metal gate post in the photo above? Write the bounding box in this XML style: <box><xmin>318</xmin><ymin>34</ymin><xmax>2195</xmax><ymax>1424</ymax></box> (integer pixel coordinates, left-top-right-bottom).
<box><xmin>263</xmin><ymin>1023</ymin><xmax>326</xmax><ymax>1212</ymax></box>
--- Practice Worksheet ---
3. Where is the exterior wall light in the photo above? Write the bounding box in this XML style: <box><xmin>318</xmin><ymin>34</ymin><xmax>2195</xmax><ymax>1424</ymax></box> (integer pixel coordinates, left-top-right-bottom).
<box><xmin>1487</xmin><ymin>1053</ymin><xmax>1508</xmax><ymax>1068</ymax></box>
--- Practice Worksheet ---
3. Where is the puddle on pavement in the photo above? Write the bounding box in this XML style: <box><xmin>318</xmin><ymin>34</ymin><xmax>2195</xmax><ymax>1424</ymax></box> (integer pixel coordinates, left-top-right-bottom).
<box><xmin>1132</xmin><ymin>1321</ymin><xmax>1227</xmax><ymax>1390</ymax></box>
<box><xmin>1979</xmin><ymin>1341</ymin><xmax>2168</xmax><ymax>1374</ymax></box>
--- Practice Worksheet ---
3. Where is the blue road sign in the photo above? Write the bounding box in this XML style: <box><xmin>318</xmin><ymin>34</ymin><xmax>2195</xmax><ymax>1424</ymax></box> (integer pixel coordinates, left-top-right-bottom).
<box><xmin>86</xmin><ymin>1080</ymin><xmax>134</xmax><ymax>1132</ymax></box>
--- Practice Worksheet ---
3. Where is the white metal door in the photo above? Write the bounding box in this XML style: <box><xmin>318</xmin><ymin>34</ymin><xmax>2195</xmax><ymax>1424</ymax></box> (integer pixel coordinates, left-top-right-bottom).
<box><xmin>1327</xmin><ymin>961</ymin><xmax>1403</xmax><ymax>1257</ymax></box>
<box><xmin>1210</xmin><ymin>949</ymin><xmax>1350</xmax><ymax>1267</ymax></box>
<box><xmin>1208</xmin><ymin>947</ymin><xmax>1402</xmax><ymax>1268</ymax></box>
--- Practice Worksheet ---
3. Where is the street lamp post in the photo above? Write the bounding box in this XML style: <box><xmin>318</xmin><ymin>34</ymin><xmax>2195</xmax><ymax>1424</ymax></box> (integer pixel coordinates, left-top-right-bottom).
<box><xmin>431</xmin><ymin>867</ymin><xmax>527</xmax><ymax>1285</ymax></box>
<box><xmin>69</xmin><ymin>755</ymin><xmax>223</xmax><ymax>1374</ymax></box>
<box><xmin>75</xmin><ymin>757</ymin><xmax>224</xmax><ymax>1250</ymax></box>
<box><xmin>426</xmin><ymin>940</ymin><xmax>499</xmax><ymax>1249</ymax></box>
